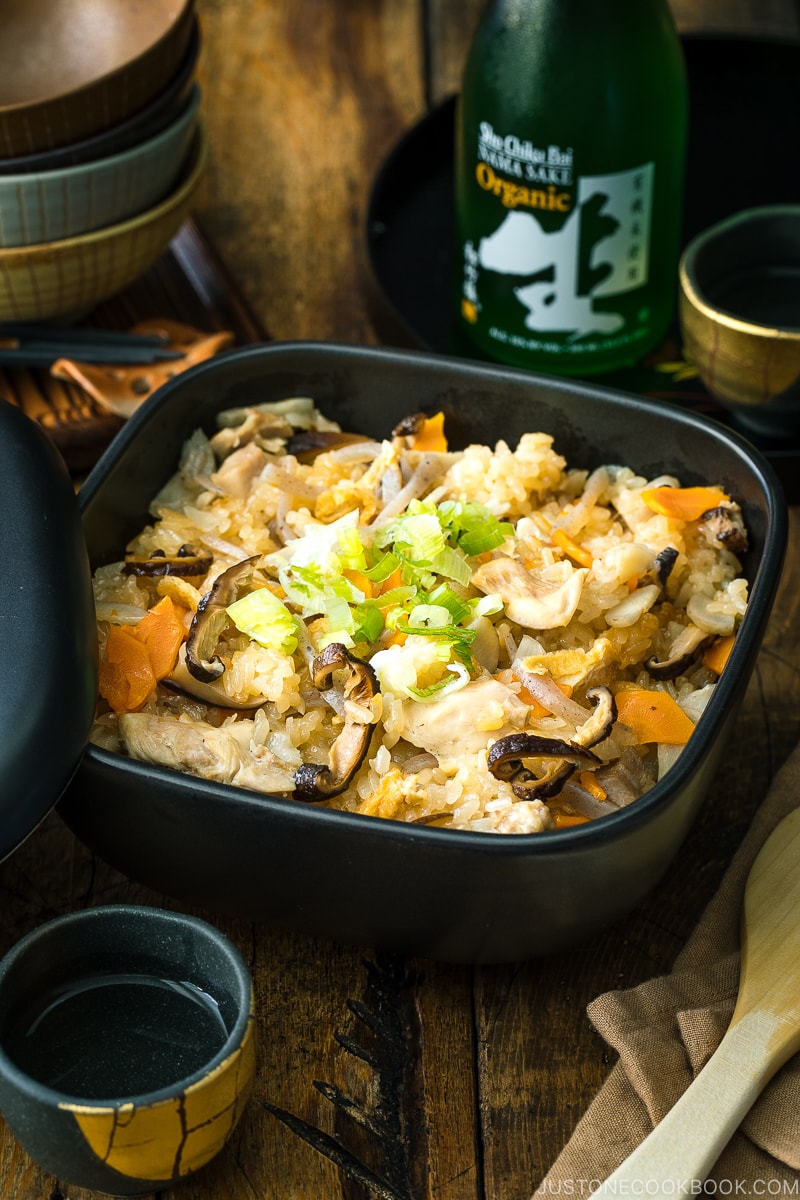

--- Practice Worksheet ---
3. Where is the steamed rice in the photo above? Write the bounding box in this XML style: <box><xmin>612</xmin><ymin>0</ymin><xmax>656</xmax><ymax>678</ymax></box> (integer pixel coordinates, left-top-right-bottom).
<box><xmin>90</xmin><ymin>399</ymin><xmax>749</xmax><ymax>834</ymax></box>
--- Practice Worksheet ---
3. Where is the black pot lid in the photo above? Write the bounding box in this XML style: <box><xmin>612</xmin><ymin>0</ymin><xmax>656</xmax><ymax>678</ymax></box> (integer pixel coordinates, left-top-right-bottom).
<box><xmin>0</xmin><ymin>401</ymin><xmax>98</xmax><ymax>861</ymax></box>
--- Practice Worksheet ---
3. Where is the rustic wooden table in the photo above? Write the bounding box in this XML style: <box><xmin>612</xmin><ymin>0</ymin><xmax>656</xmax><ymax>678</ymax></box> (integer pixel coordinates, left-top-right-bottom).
<box><xmin>2</xmin><ymin>2</ymin><xmax>800</xmax><ymax>1198</ymax></box>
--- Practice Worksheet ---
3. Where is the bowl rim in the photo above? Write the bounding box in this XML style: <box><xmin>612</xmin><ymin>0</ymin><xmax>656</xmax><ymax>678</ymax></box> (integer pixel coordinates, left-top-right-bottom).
<box><xmin>0</xmin><ymin>0</ymin><xmax>195</xmax><ymax>116</ymax></box>
<box><xmin>0</xmin><ymin>122</ymin><xmax>208</xmax><ymax>259</ymax></box>
<box><xmin>0</xmin><ymin>85</ymin><xmax>200</xmax><ymax>189</ymax></box>
<box><xmin>78</xmin><ymin>340</ymin><xmax>790</xmax><ymax>854</ymax></box>
<box><xmin>679</xmin><ymin>203</ymin><xmax>800</xmax><ymax>339</ymax></box>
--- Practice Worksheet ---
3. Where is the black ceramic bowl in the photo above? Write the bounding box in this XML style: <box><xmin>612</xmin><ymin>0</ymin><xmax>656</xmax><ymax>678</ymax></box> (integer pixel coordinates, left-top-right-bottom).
<box><xmin>60</xmin><ymin>343</ymin><xmax>787</xmax><ymax>963</ymax></box>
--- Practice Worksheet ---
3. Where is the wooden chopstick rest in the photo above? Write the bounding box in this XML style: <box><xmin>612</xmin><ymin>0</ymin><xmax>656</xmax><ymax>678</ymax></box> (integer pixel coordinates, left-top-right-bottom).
<box><xmin>50</xmin><ymin>319</ymin><xmax>235</xmax><ymax>419</ymax></box>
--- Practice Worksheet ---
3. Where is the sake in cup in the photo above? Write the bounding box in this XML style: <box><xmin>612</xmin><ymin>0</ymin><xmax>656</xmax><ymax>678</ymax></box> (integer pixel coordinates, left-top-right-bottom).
<box><xmin>0</xmin><ymin>905</ymin><xmax>255</xmax><ymax>1196</ymax></box>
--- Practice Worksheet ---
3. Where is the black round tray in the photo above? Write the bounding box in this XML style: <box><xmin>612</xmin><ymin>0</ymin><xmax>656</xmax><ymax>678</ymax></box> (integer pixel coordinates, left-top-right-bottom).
<box><xmin>366</xmin><ymin>35</ymin><xmax>800</xmax><ymax>499</ymax></box>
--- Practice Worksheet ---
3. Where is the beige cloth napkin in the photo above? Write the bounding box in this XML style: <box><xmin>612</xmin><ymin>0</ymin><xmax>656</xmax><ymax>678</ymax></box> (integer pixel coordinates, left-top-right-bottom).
<box><xmin>533</xmin><ymin>742</ymin><xmax>800</xmax><ymax>1197</ymax></box>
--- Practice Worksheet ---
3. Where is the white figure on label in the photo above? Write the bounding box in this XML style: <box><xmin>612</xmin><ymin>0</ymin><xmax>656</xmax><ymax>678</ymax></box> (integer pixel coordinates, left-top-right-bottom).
<box><xmin>477</xmin><ymin>165</ymin><xmax>653</xmax><ymax>342</ymax></box>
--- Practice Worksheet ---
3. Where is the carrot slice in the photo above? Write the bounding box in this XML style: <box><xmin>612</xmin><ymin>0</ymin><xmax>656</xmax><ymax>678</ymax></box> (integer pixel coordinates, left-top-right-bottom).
<box><xmin>552</xmin><ymin>528</ymin><xmax>593</xmax><ymax>567</ymax></box>
<box><xmin>552</xmin><ymin>812</ymin><xmax>591</xmax><ymax>829</ymax></box>
<box><xmin>412</xmin><ymin>411</ymin><xmax>447</xmax><ymax>453</ymax></box>
<box><xmin>99</xmin><ymin>625</ymin><xmax>156</xmax><ymax>714</ymax></box>
<box><xmin>375</xmin><ymin>567</ymin><xmax>405</xmax><ymax>597</ymax></box>
<box><xmin>131</xmin><ymin>595</ymin><xmax>188</xmax><ymax>681</ymax></box>
<box><xmin>383</xmin><ymin>630</ymin><xmax>408</xmax><ymax>648</ymax></box>
<box><xmin>641</xmin><ymin>485</ymin><xmax>729</xmax><ymax>522</ymax></box>
<box><xmin>344</xmin><ymin>569</ymin><xmax>374</xmax><ymax>599</ymax></box>
<box><xmin>615</xmin><ymin>687</ymin><xmax>696</xmax><ymax>745</ymax></box>
<box><xmin>578</xmin><ymin>771</ymin><xmax>608</xmax><ymax>802</ymax></box>
<box><xmin>98</xmin><ymin>596</ymin><xmax>189</xmax><ymax>714</ymax></box>
<box><xmin>703</xmin><ymin>634</ymin><xmax>735</xmax><ymax>676</ymax></box>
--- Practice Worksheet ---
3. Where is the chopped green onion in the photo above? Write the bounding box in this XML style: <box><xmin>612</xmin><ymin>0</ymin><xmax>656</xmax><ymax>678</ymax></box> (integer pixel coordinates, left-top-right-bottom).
<box><xmin>399</xmin><ymin>559</ymin><xmax>436</xmax><ymax>591</ymax></box>
<box><xmin>318</xmin><ymin>628</ymin><xmax>355</xmax><ymax>650</ymax></box>
<box><xmin>429</xmin><ymin>545</ymin><xmax>471</xmax><ymax>586</ymax></box>
<box><xmin>378</xmin><ymin>508</ymin><xmax>445</xmax><ymax>562</ymax></box>
<box><xmin>336</xmin><ymin>525</ymin><xmax>367</xmax><ymax>571</ymax></box>
<box><xmin>437</xmin><ymin>500</ymin><xmax>513</xmax><ymax>556</ymax></box>
<box><xmin>324</xmin><ymin>593</ymin><xmax>356</xmax><ymax>637</ymax></box>
<box><xmin>373</xmin><ymin>585</ymin><xmax>416</xmax><ymax>611</ymax></box>
<box><xmin>395</xmin><ymin>618</ymin><xmax>477</xmax><ymax>646</ymax></box>
<box><xmin>429</xmin><ymin>583</ymin><xmax>472</xmax><ymax>624</ymax></box>
<box><xmin>353</xmin><ymin>602</ymin><xmax>385</xmax><ymax>644</ymax></box>
<box><xmin>364</xmin><ymin>550</ymin><xmax>401</xmax><ymax>583</ymax></box>
<box><xmin>407</xmin><ymin>663</ymin><xmax>470</xmax><ymax>702</ymax></box>
<box><xmin>470</xmin><ymin>593</ymin><xmax>504</xmax><ymax>618</ymax></box>
<box><xmin>407</xmin><ymin>604</ymin><xmax>453</xmax><ymax>629</ymax></box>
<box><xmin>406</xmin><ymin>520</ymin><xmax>446</xmax><ymax>563</ymax></box>
<box><xmin>457</xmin><ymin>527</ymin><xmax>512</xmax><ymax>556</ymax></box>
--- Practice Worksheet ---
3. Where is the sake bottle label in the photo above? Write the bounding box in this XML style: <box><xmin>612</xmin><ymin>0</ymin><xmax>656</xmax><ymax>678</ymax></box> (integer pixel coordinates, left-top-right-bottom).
<box><xmin>460</xmin><ymin>120</ymin><xmax>656</xmax><ymax>360</ymax></box>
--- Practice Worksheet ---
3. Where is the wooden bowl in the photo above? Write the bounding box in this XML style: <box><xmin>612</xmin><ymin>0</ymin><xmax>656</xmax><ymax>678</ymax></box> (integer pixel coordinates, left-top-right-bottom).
<box><xmin>0</xmin><ymin>0</ymin><xmax>195</xmax><ymax>157</ymax></box>
<box><xmin>0</xmin><ymin>18</ymin><xmax>199</xmax><ymax>176</ymax></box>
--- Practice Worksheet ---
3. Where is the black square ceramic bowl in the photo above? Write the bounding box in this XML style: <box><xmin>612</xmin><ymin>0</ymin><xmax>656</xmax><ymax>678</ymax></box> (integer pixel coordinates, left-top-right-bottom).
<box><xmin>60</xmin><ymin>343</ymin><xmax>787</xmax><ymax>963</ymax></box>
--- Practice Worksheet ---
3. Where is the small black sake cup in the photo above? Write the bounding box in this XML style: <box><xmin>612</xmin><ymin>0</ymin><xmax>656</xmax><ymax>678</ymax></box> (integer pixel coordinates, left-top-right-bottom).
<box><xmin>0</xmin><ymin>905</ymin><xmax>255</xmax><ymax>1196</ymax></box>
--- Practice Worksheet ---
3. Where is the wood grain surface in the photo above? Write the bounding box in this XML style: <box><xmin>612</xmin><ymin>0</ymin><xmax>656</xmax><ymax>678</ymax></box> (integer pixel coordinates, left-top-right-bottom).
<box><xmin>2</xmin><ymin>2</ymin><xmax>800</xmax><ymax>1198</ymax></box>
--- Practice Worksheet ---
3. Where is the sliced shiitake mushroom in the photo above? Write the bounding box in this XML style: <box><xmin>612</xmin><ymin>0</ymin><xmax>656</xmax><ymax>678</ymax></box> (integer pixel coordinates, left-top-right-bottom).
<box><xmin>576</xmin><ymin>685</ymin><xmax>617</xmax><ymax>746</ymax></box>
<box><xmin>698</xmin><ymin>504</ymin><xmax>749</xmax><ymax>556</ymax></box>
<box><xmin>163</xmin><ymin>646</ymin><xmax>265</xmax><ymax>709</ymax></box>
<box><xmin>392</xmin><ymin>413</ymin><xmax>428</xmax><ymax>441</ymax></box>
<box><xmin>123</xmin><ymin>544</ymin><xmax>212</xmax><ymax>578</ymax></box>
<box><xmin>646</xmin><ymin>623</ymin><xmax>709</xmax><ymax>680</ymax></box>
<box><xmin>294</xmin><ymin>643</ymin><xmax>379</xmax><ymax>801</ymax></box>
<box><xmin>487</xmin><ymin>733</ymin><xmax>600</xmax><ymax>800</ymax></box>
<box><xmin>285</xmin><ymin>430</ymin><xmax>370</xmax><ymax>462</ymax></box>
<box><xmin>651</xmin><ymin>546</ymin><xmax>679</xmax><ymax>586</ymax></box>
<box><xmin>487</xmin><ymin>685</ymin><xmax>616</xmax><ymax>801</ymax></box>
<box><xmin>184</xmin><ymin>556</ymin><xmax>259</xmax><ymax>682</ymax></box>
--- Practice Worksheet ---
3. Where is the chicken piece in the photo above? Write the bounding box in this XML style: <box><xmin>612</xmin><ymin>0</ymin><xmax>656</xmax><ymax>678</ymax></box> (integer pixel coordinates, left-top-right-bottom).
<box><xmin>209</xmin><ymin>408</ymin><xmax>294</xmax><ymax>458</ymax></box>
<box><xmin>493</xmin><ymin>800</ymin><xmax>553</xmax><ymax>834</ymax></box>
<box><xmin>400</xmin><ymin>677</ymin><xmax>529</xmax><ymax>757</ymax></box>
<box><xmin>471</xmin><ymin>557</ymin><xmax>587</xmax><ymax>630</ymax></box>
<box><xmin>119</xmin><ymin>713</ymin><xmax>295</xmax><ymax>793</ymax></box>
<box><xmin>356</xmin><ymin>767</ymin><xmax>424</xmax><ymax>819</ymax></box>
<box><xmin>210</xmin><ymin>441</ymin><xmax>268</xmax><ymax>498</ymax></box>
<box><xmin>519</xmin><ymin>637</ymin><xmax>614</xmax><ymax>689</ymax></box>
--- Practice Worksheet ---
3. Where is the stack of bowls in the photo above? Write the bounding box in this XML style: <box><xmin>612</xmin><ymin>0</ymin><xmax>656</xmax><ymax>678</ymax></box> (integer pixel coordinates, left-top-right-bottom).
<box><xmin>0</xmin><ymin>0</ymin><xmax>207</xmax><ymax>322</ymax></box>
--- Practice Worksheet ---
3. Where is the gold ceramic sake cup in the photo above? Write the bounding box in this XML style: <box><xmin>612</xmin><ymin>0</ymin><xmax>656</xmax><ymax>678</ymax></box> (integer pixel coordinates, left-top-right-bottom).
<box><xmin>0</xmin><ymin>906</ymin><xmax>255</xmax><ymax>1196</ymax></box>
<box><xmin>679</xmin><ymin>205</ymin><xmax>800</xmax><ymax>438</ymax></box>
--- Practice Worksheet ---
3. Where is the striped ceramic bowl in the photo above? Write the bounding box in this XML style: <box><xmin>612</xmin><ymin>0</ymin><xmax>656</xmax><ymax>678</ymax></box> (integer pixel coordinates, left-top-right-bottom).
<box><xmin>0</xmin><ymin>87</ymin><xmax>200</xmax><ymax>248</ymax></box>
<box><xmin>0</xmin><ymin>124</ymin><xmax>207</xmax><ymax>323</ymax></box>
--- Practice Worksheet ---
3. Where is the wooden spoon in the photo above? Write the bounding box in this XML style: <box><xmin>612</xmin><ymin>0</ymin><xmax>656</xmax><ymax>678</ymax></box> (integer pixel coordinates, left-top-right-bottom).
<box><xmin>592</xmin><ymin>806</ymin><xmax>800</xmax><ymax>1195</ymax></box>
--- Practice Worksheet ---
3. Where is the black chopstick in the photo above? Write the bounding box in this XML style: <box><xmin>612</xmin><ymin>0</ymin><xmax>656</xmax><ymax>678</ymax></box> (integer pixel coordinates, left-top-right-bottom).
<box><xmin>0</xmin><ymin>322</ymin><xmax>173</xmax><ymax>347</ymax></box>
<box><xmin>0</xmin><ymin>323</ymin><xmax>183</xmax><ymax>367</ymax></box>
<box><xmin>0</xmin><ymin>345</ymin><xmax>183</xmax><ymax>367</ymax></box>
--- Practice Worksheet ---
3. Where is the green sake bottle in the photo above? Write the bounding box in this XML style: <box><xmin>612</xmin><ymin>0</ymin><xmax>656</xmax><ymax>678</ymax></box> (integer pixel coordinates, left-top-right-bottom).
<box><xmin>454</xmin><ymin>0</ymin><xmax>688</xmax><ymax>376</ymax></box>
